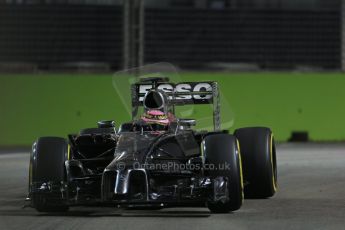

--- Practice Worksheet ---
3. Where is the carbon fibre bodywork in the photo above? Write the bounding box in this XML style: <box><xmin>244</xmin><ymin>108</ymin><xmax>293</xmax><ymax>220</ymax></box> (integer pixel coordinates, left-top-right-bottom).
<box><xmin>27</xmin><ymin>73</ymin><xmax>277</xmax><ymax>212</ymax></box>
<box><xmin>28</xmin><ymin>128</ymin><xmax>229</xmax><ymax>208</ymax></box>
<box><xmin>27</xmin><ymin>76</ymin><xmax>244</xmax><ymax>210</ymax></box>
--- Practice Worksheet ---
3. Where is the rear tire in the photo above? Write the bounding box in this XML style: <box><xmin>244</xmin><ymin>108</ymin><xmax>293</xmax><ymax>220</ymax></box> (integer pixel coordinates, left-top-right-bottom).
<box><xmin>30</xmin><ymin>137</ymin><xmax>69</xmax><ymax>212</ymax></box>
<box><xmin>234</xmin><ymin>127</ymin><xmax>277</xmax><ymax>198</ymax></box>
<box><xmin>203</xmin><ymin>134</ymin><xmax>243</xmax><ymax>213</ymax></box>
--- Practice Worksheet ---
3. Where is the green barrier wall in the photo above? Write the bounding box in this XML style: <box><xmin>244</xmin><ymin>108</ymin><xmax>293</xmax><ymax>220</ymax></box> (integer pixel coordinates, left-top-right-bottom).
<box><xmin>1</xmin><ymin>72</ymin><xmax>345</xmax><ymax>146</ymax></box>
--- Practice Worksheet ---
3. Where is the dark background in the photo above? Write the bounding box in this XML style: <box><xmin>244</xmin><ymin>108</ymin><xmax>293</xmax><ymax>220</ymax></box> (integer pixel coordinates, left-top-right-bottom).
<box><xmin>0</xmin><ymin>0</ymin><xmax>341</xmax><ymax>71</ymax></box>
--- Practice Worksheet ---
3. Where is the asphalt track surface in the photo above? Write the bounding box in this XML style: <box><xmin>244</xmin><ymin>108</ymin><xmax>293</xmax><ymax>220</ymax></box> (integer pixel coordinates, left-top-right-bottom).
<box><xmin>0</xmin><ymin>143</ymin><xmax>344</xmax><ymax>230</ymax></box>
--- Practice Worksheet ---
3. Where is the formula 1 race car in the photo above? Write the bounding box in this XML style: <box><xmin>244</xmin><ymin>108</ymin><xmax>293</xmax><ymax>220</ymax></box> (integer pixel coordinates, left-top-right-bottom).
<box><xmin>27</xmin><ymin>73</ymin><xmax>277</xmax><ymax>213</ymax></box>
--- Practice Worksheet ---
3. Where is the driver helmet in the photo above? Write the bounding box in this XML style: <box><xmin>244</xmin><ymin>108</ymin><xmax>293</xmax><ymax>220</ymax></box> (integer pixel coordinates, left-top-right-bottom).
<box><xmin>141</xmin><ymin>109</ymin><xmax>170</xmax><ymax>126</ymax></box>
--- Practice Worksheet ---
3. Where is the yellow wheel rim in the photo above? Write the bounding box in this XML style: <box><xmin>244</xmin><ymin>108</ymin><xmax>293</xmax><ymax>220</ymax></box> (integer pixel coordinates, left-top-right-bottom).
<box><xmin>270</xmin><ymin>134</ymin><xmax>277</xmax><ymax>192</ymax></box>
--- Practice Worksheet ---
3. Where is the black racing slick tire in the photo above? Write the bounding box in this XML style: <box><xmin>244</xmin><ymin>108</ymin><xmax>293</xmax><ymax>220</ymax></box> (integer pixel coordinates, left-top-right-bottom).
<box><xmin>203</xmin><ymin>134</ymin><xmax>244</xmax><ymax>213</ymax></box>
<box><xmin>234</xmin><ymin>127</ymin><xmax>277</xmax><ymax>198</ymax></box>
<box><xmin>29</xmin><ymin>137</ymin><xmax>69</xmax><ymax>212</ymax></box>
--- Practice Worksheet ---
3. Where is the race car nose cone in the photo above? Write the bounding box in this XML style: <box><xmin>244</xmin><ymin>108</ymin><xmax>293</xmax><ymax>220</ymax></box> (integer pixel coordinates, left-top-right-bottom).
<box><xmin>114</xmin><ymin>169</ymin><xmax>129</xmax><ymax>195</ymax></box>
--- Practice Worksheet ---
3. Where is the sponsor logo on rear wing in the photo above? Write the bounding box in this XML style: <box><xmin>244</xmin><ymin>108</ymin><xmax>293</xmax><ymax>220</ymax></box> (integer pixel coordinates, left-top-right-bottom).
<box><xmin>134</xmin><ymin>82</ymin><xmax>214</xmax><ymax>105</ymax></box>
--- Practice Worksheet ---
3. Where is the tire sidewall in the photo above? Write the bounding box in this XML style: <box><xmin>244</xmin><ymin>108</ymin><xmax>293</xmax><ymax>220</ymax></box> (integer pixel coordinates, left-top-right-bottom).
<box><xmin>234</xmin><ymin>127</ymin><xmax>277</xmax><ymax>198</ymax></box>
<box><xmin>203</xmin><ymin>134</ymin><xmax>243</xmax><ymax>212</ymax></box>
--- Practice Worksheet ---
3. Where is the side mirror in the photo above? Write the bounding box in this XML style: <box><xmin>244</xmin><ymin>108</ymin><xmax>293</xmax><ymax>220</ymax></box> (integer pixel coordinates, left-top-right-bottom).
<box><xmin>178</xmin><ymin>119</ymin><xmax>196</xmax><ymax>127</ymax></box>
<box><xmin>97</xmin><ymin>120</ymin><xmax>115</xmax><ymax>128</ymax></box>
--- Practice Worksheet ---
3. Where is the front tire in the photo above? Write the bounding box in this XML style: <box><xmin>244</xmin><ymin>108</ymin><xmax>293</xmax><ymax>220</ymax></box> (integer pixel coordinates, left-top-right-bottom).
<box><xmin>30</xmin><ymin>137</ymin><xmax>69</xmax><ymax>212</ymax></box>
<box><xmin>203</xmin><ymin>134</ymin><xmax>244</xmax><ymax>213</ymax></box>
<box><xmin>234</xmin><ymin>127</ymin><xmax>277</xmax><ymax>198</ymax></box>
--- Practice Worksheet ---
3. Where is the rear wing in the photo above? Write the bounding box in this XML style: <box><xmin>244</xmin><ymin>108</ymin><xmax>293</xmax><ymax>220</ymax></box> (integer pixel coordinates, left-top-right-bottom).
<box><xmin>130</xmin><ymin>81</ymin><xmax>221</xmax><ymax>131</ymax></box>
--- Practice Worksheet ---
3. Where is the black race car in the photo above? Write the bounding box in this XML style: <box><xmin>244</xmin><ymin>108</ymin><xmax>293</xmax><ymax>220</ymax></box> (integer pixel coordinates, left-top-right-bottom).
<box><xmin>27</xmin><ymin>77</ymin><xmax>277</xmax><ymax>213</ymax></box>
